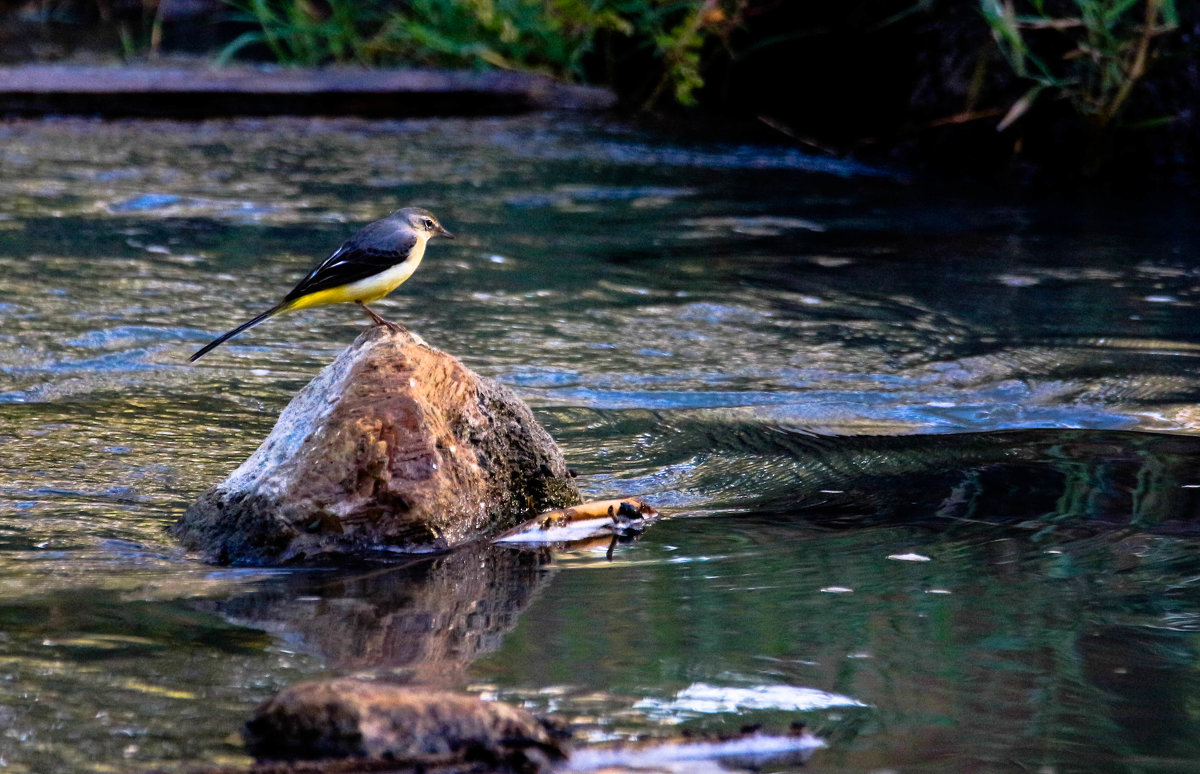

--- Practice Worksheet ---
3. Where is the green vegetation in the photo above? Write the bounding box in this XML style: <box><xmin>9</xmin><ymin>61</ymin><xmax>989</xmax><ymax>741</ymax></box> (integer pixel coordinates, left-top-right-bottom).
<box><xmin>4</xmin><ymin>0</ymin><xmax>1195</xmax><ymax>181</ymax></box>
<box><xmin>215</xmin><ymin>0</ymin><xmax>1185</xmax><ymax>137</ymax></box>
<box><xmin>217</xmin><ymin>0</ymin><xmax>743</xmax><ymax>107</ymax></box>
<box><xmin>979</xmin><ymin>0</ymin><xmax>1179</xmax><ymax>132</ymax></box>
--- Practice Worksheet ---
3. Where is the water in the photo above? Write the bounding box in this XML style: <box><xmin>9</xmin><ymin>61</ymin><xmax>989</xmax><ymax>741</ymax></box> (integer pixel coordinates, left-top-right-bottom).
<box><xmin>1</xmin><ymin>114</ymin><xmax>1200</xmax><ymax>772</ymax></box>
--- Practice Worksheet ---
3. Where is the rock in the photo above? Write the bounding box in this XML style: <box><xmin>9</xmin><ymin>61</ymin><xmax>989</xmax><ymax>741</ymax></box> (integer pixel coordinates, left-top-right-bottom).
<box><xmin>173</xmin><ymin>327</ymin><xmax>580</xmax><ymax>564</ymax></box>
<box><xmin>244</xmin><ymin>678</ymin><xmax>566</xmax><ymax>769</ymax></box>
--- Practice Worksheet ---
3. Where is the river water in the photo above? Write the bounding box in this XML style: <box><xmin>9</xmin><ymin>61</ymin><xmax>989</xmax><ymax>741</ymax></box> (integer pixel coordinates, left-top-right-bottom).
<box><xmin>2</xmin><ymin>115</ymin><xmax>1200</xmax><ymax>772</ymax></box>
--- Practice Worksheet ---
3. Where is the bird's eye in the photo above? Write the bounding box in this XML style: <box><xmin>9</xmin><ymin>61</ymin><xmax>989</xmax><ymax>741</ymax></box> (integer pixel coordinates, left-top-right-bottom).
<box><xmin>422</xmin><ymin>218</ymin><xmax>434</xmax><ymax>230</ymax></box>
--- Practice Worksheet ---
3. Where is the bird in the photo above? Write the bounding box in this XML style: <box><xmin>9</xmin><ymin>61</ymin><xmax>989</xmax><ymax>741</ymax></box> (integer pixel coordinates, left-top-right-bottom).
<box><xmin>189</xmin><ymin>207</ymin><xmax>453</xmax><ymax>362</ymax></box>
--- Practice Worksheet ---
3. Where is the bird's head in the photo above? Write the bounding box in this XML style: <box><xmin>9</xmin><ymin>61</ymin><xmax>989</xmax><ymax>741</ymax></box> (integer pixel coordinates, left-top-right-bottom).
<box><xmin>396</xmin><ymin>207</ymin><xmax>454</xmax><ymax>241</ymax></box>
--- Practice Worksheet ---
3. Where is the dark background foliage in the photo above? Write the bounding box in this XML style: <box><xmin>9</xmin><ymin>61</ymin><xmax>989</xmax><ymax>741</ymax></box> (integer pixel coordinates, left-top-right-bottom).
<box><xmin>0</xmin><ymin>0</ymin><xmax>1196</xmax><ymax>183</ymax></box>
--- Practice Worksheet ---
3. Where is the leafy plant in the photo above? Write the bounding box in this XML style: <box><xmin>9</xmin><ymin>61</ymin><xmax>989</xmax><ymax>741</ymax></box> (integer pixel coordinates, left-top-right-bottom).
<box><xmin>644</xmin><ymin>0</ymin><xmax>730</xmax><ymax>106</ymax></box>
<box><xmin>979</xmin><ymin>0</ymin><xmax>1179</xmax><ymax>132</ymax></box>
<box><xmin>363</xmin><ymin>0</ymin><xmax>634</xmax><ymax>76</ymax></box>
<box><xmin>217</xmin><ymin>0</ymin><xmax>391</xmax><ymax>66</ymax></box>
<box><xmin>216</xmin><ymin>0</ymin><xmax>747</xmax><ymax>108</ymax></box>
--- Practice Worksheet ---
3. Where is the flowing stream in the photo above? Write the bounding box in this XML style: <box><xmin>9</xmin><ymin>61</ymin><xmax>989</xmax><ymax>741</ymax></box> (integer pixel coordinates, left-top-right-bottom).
<box><xmin>2</xmin><ymin>114</ymin><xmax>1200</xmax><ymax>772</ymax></box>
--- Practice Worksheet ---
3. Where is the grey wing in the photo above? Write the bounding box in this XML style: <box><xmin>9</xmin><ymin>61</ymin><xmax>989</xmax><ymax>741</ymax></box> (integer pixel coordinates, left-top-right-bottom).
<box><xmin>282</xmin><ymin>223</ymin><xmax>417</xmax><ymax>303</ymax></box>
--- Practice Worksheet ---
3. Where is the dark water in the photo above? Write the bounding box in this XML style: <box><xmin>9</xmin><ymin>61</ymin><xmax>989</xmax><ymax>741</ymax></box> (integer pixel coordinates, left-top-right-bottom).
<box><xmin>2</xmin><ymin>115</ymin><xmax>1200</xmax><ymax>772</ymax></box>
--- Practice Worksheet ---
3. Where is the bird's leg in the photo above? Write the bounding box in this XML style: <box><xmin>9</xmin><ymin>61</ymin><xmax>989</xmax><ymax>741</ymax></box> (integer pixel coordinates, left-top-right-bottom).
<box><xmin>357</xmin><ymin>301</ymin><xmax>406</xmax><ymax>333</ymax></box>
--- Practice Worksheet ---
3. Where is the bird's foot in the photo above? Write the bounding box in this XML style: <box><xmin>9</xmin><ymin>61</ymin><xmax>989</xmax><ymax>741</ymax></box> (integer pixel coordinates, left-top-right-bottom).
<box><xmin>358</xmin><ymin>302</ymin><xmax>407</xmax><ymax>333</ymax></box>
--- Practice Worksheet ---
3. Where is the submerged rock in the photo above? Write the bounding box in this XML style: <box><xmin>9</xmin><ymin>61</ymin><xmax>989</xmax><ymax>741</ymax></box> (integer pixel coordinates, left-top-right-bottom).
<box><xmin>173</xmin><ymin>327</ymin><xmax>580</xmax><ymax>564</ymax></box>
<box><xmin>242</xmin><ymin>679</ymin><xmax>822</xmax><ymax>773</ymax></box>
<box><xmin>244</xmin><ymin>678</ymin><xmax>566</xmax><ymax>768</ymax></box>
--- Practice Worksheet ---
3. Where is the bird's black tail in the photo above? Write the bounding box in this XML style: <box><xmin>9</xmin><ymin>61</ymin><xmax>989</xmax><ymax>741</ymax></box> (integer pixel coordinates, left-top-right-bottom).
<box><xmin>189</xmin><ymin>302</ymin><xmax>289</xmax><ymax>362</ymax></box>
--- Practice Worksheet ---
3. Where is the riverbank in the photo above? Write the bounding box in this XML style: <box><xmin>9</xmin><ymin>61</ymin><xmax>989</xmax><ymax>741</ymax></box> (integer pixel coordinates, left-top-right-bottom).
<box><xmin>0</xmin><ymin>64</ymin><xmax>614</xmax><ymax>118</ymax></box>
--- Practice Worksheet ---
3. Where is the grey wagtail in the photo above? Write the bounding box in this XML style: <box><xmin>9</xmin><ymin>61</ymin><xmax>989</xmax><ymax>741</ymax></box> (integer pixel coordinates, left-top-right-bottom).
<box><xmin>190</xmin><ymin>207</ymin><xmax>453</xmax><ymax>362</ymax></box>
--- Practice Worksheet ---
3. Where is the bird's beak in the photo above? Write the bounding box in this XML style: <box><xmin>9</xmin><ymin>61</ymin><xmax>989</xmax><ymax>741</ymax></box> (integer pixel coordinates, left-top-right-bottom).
<box><xmin>437</xmin><ymin>225</ymin><xmax>454</xmax><ymax>239</ymax></box>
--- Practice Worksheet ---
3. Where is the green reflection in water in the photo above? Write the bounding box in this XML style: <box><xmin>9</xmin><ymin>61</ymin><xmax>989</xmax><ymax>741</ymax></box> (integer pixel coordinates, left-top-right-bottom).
<box><xmin>476</xmin><ymin>519</ymin><xmax>1200</xmax><ymax>772</ymax></box>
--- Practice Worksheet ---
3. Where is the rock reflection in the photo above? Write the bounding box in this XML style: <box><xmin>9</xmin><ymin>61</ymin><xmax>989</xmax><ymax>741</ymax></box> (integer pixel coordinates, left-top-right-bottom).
<box><xmin>211</xmin><ymin>541</ymin><xmax>555</xmax><ymax>683</ymax></box>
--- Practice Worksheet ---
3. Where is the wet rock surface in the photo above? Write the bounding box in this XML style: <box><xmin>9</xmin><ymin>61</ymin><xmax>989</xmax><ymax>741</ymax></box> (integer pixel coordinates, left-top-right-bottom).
<box><xmin>173</xmin><ymin>327</ymin><xmax>581</xmax><ymax>564</ymax></box>
<box><xmin>243</xmin><ymin>679</ymin><xmax>566</xmax><ymax>770</ymax></box>
<box><xmin>238</xmin><ymin>679</ymin><xmax>823</xmax><ymax>773</ymax></box>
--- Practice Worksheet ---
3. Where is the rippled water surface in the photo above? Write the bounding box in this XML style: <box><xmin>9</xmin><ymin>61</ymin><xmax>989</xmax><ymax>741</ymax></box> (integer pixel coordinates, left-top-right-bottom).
<box><xmin>3</xmin><ymin>115</ymin><xmax>1200</xmax><ymax>772</ymax></box>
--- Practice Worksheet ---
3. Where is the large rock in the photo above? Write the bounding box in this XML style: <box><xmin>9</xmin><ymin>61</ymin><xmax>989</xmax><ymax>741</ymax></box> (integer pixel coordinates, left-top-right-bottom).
<box><xmin>173</xmin><ymin>327</ymin><xmax>580</xmax><ymax>564</ymax></box>
<box><xmin>244</xmin><ymin>678</ymin><xmax>566</xmax><ymax>767</ymax></box>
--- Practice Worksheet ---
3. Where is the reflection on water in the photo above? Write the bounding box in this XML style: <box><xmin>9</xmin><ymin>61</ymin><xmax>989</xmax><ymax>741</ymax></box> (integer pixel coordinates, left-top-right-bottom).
<box><xmin>1</xmin><ymin>115</ymin><xmax>1200</xmax><ymax>771</ymax></box>
<box><xmin>477</xmin><ymin>521</ymin><xmax>1200</xmax><ymax>772</ymax></box>
<box><xmin>212</xmin><ymin>543</ymin><xmax>555</xmax><ymax>680</ymax></box>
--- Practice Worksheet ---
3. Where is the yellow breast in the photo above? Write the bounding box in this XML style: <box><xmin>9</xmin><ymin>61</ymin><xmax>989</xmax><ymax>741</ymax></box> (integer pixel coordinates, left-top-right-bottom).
<box><xmin>285</xmin><ymin>241</ymin><xmax>427</xmax><ymax>311</ymax></box>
